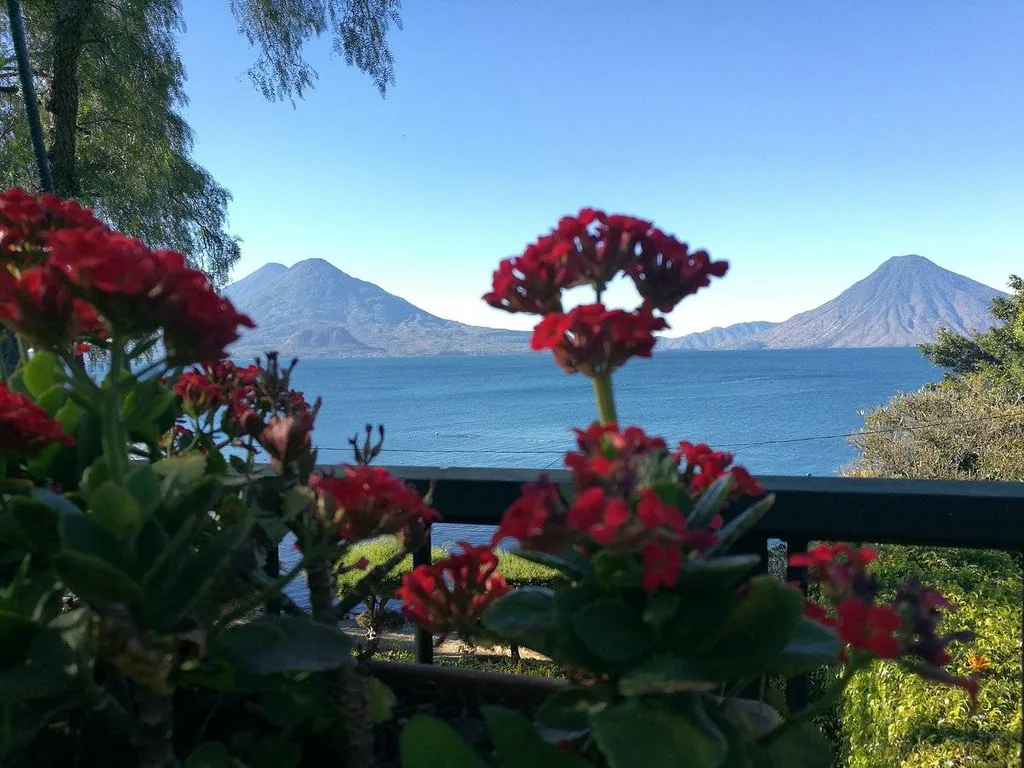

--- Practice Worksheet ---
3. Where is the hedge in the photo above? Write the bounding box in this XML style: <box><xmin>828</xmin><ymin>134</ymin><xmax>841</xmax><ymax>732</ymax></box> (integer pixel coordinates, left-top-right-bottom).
<box><xmin>839</xmin><ymin>546</ymin><xmax>1022</xmax><ymax>767</ymax></box>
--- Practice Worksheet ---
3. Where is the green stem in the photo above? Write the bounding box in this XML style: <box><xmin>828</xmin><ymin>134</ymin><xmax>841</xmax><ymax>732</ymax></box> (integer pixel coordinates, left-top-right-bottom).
<box><xmin>592</xmin><ymin>374</ymin><xmax>618</xmax><ymax>425</ymax></box>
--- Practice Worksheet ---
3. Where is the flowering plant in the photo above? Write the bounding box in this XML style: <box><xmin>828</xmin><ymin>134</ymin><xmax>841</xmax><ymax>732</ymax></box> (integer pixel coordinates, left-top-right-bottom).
<box><xmin>398</xmin><ymin>210</ymin><xmax>979</xmax><ymax>768</ymax></box>
<box><xmin>0</xmin><ymin>189</ymin><xmax>440</xmax><ymax>767</ymax></box>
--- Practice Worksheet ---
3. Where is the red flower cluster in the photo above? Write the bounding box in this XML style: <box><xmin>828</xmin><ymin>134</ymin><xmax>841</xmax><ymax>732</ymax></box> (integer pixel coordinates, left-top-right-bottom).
<box><xmin>0</xmin><ymin>266</ymin><xmax>103</xmax><ymax>348</ymax></box>
<box><xmin>627</xmin><ymin>234</ymin><xmax>729</xmax><ymax>312</ymax></box>
<box><xmin>494</xmin><ymin>424</ymin><xmax>761</xmax><ymax>592</ymax></box>
<box><xmin>0</xmin><ymin>189</ymin><xmax>253</xmax><ymax>363</ymax></box>
<box><xmin>174</xmin><ymin>361</ymin><xmax>260</xmax><ymax>416</ymax></box>
<box><xmin>484</xmin><ymin>209</ymin><xmax>727</xmax><ymax>316</ymax></box>
<box><xmin>0</xmin><ymin>188</ymin><xmax>100</xmax><ymax>265</ymax></box>
<box><xmin>490</xmin><ymin>478</ymin><xmax>567</xmax><ymax>552</ymax></box>
<box><xmin>531</xmin><ymin>303</ymin><xmax>667</xmax><ymax>376</ymax></box>
<box><xmin>397</xmin><ymin>543</ymin><xmax>511</xmax><ymax>638</ymax></box>
<box><xmin>565</xmin><ymin>423</ymin><xmax>667</xmax><ymax>495</ymax></box>
<box><xmin>676</xmin><ymin>441</ymin><xmax>763</xmax><ymax>498</ymax></box>
<box><xmin>793</xmin><ymin>542</ymin><xmax>978</xmax><ymax>703</ymax></box>
<box><xmin>310</xmin><ymin>465</ymin><xmax>440</xmax><ymax>542</ymax></box>
<box><xmin>0</xmin><ymin>384</ymin><xmax>74</xmax><ymax>457</ymax></box>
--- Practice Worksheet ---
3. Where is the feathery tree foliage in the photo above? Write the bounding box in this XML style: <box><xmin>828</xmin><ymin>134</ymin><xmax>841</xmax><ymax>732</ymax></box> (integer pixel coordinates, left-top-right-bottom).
<box><xmin>1</xmin><ymin>0</ymin><xmax>402</xmax><ymax>285</ymax></box>
<box><xmin>919</xmin><ymin>275</ymin><xmax>1024</xmax><ymax>387</ymax></box>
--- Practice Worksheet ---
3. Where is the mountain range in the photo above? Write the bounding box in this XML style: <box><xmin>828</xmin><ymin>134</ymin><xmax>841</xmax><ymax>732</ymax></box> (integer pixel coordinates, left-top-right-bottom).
<box><xmin>223</xmin><ymin>258</ymin><xmax>530</xmax><ymax>358</ymax></box>
<box><xmin>661</xmin><ymin>255</ymin><xmax>1004</xmax><ymax>350</ymax></box>
<box><xmin>223</xmin><ymin>254</ymin><xmax>1004</xmax><ymax>358</ymax></box>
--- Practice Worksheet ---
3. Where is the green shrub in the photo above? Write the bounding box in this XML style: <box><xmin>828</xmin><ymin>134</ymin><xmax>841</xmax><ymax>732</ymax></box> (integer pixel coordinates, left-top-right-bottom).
<box><xmin>840</xmin><ymin>546</ymin><xmax>1022</xmax><ymax>768</ymax></box>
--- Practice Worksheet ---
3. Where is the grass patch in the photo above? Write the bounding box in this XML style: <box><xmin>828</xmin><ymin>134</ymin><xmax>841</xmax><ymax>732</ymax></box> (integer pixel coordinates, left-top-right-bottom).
<box><xmin>375</xmin><ymin>648</ymin><xmax>564</xmax><ymax>679</ymax></box>
<box><xmin>336</xmin><ymin>539</ymin><xmax>566</xmax><ymax>595</ymax></box>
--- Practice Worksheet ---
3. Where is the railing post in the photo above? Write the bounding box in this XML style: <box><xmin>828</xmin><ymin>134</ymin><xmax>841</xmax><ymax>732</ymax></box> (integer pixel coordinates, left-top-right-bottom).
<box><xmin>785</xmin><ymin>537</ymin><xmax>811</xmax><ymax>715</ymax></box>
<box><xmin>413</xmin><ymin>528</ymin><xmax>433</xmax><ymax>664</ymax></box>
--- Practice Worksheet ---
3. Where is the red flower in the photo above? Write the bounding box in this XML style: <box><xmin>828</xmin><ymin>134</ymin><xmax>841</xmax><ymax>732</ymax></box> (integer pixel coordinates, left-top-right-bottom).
<box><xmin>640</xmin><ymin>542</ymin><xmax>682</xmax><ymax>591</ymax></box>
<box><xmin>492</xmin><ymin>478</ymin><xmax>567</xmax><ymax>552</ymax></box>
<box><xmin>0</xmin><ymin>384</ymin><xmax>74</xmax><ymax>456</ymax></box>
<box><xmin>488</xmin><ymin>209</ymin><xmax>721</xmax><ymax>309</ymax></box>
<box><xmin>565</xmin><ymin>423</ymin><xmax>667</xmax><ymax>495</ymax></box>
<box><xmin>675</xmin><ymin>441</ymin><xmax>763</xmax><ymax>498</ymax></box>
<box><xmin>397</xmin><ymin>543</ymin><xmax>511</xmax><ymax>637</ymax></box>
<box><xmin>156</xmin><ymin>268</ymin><xmax>255</xmax><ymax>364</ymax></box>
<box><xmin>174</xmin><ymin>362</ymin><xmax>260</xmax><ymax>416</ymax></box>
<box><xmin>836</xmin><ymin>598</ymin><xmax>902</xmax><ymax>659</ymax></box>
<box><xmin>566</xmin><ymin>487</ymin><xmax>631</xmax><ymax>546</ymax></box>
<box><xmin>0</xmin><ymin>188</ymin><xmax>104</xmax><ymax>266</ymax></box>
<box><xmin>636</xmin><ymin>488</ymin><xmax>718</xmax><ymax>552</ymax></box>
<box><xmin>626</xmin><ymin>231</ymin><xmax>728</xmax><ymax>312</ymax></box>
<box><xmin>483</xmin><ymin>246</ymin><xmax>572</xmax><ymax>315</ymax></box>
<box><xmin>0</xmin><ymin>265</ymin><xmax>103</xmax><ymax>348</ymax></box>
<box><xmin>311</xmin><ymin>465</ymin><xmax>440</xmax><ymax>542</ymax></box>
<box><xmin>258</xmin><ymin>411</ymin><xmax>316</xmax><ymax>469</ymax></box>
<box><xmin>531</xmin><ymin>303</ymin><xmax>667</xmax><ymax>376</ymax></box>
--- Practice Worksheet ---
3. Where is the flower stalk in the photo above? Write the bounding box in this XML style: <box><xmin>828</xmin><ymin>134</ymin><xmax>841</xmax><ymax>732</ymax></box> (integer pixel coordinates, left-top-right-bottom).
<box><xmin>592</xmin><ymin>373</ymin><xmax>618</xmax><ymax>425</ymax></box>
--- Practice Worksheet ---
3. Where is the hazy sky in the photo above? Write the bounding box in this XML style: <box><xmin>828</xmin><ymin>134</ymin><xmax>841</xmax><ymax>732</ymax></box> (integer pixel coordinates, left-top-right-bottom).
<box><xmin>177</xmin><ymin>1</ymin><xmax>1022</xmax><ymax>335</ymax></box>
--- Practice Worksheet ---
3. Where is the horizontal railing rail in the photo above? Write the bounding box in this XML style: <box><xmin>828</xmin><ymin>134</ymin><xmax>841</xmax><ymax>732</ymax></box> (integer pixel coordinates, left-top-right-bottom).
<box><xmin>389</xmin><ymin>467</ymin><xmax>1024</xmax><ymax>551</ymax></box>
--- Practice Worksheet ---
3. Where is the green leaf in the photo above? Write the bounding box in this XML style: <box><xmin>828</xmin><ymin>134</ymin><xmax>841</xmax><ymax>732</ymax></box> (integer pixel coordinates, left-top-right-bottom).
<box><xmin>34</xmin><ymin>383</ymin><xmax>68</xmax><ymax>416</ymax></box>
<box><xmin>483</xmin><ymin>705</ymin><xmax>593</xmax><ymax>768</ymax></box>
<box><xmin>678</xmin><ymin>555</ymin><xmax>763</xmax><ymax>590</ymax></box>
<box><xmin>571</xmin><ymin>599</ymin><xmax>650</xmax><ymax>664</ymax></box>
<box><xmin>52</xmin><ymin>552</ymin><xmax>144</xmax><ymax>607</ymax></box>
<box><xmin>4</xmin><ymin>495</ymin><xmax>61</xmax><ymax>554</ymax></box>
<box><xmin>399</xmin><ymin>715</ymin><xmax>489</xmax><ymax>768</ymax></box>
<box><xmin>155</xmin><ymin>520</ymin><xmax>251</xmax><ymax>624</ymax></box>
<box><xmin>753</xmin><ymin>723</ymin><xmax>834</xmax><ymax>767</ymax></box>
<box><xmin>688</xmin><ymin>473</ymin><xmax>735</xmax><ymax>530</ymax></box>
<box><xmin>184</xmin><ymin>741</ymin><xmax>239</xmax><ymax>768</ymax></box>
<box><xmin>711</xmin><ymin>496</ymin><xmax>775</xmax><ymax>555</ymax></box>
<box><xmin>691</xmin><ymin>576</ymin><xmax>803</xmax><ymax>681</ymax></box>
<box><xmin>619</xmin><ymin>655</ymin><xmax>718</xmax><ymax>696</ymax></box>
<box><xmin>0</xmin><ymin>610</ymin><xmax>40</xmax><ymax>665</ymax></box>
<box><xmin>229</xmin><ymin>732</ymin><xmax>301</xmax><ymax>768</ymax></box>
<box><xmin>88</xmin><ymin>482</ymin><xmax>144</xmax><ymax>542</ymax></box>
<box><xmin>534</xmin><ymin>687</ymin><xmax>607</xmax><ymax>735</ymax></box>
<box><xmin>211</xmin><ymin>615</ymin><xmax>352</xmax><ymax>674</ymax></box>
<box><xmin>591</xmin><ymin>696</ymin><xmax>728</xmax><ymax>768</ymax></box>
<box><xmin>60</xmin><ymin>509</ymin><xmax>123</xmax><ymax>566</ymax></box>
<box><xmin>769</xmin><ymin>616</ymin><xmax>842</xmax><ymax>677</ymax></box>
<box><xmin>367</xmin><ymin>676</ymin><xmax>397</xmax><ymax>724</ymax></box>
<box><xmin>124</xmin><ymin>465</ymin><xmax>161</xmax><ymax>516</ymax></box>
<box><xmin>663</xmin><ymin>586</ymin><xmax>736</xmax><ymax>653</ymax></box>
<box><xmin>483</xmin><ymin>587</ymin><xmax>555</xmax><ymax>648</ymax></box>
<box><xmin>153</xmin><ymin>453</ymin><xmax>207</xmax><ymax>487</ymax></box>
<box><xmin>22</xmin><ymin>351</ymin><xmax>64</xmax><ymax>398</ymax></box>
<box><xmin>642</xmin><ymin>592</ymin><xmax>680</xmax><ymax>627</ymax></box>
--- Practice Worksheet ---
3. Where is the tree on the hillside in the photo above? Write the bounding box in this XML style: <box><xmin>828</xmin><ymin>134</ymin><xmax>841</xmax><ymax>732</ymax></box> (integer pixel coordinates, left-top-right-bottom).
<box><xmin>1</xmin><ymin>0</ymin><xmax>402</xmax><ymax>285</ymax></box>
<box><xmin>844</xmin><ymin>374</ymin><xmax>1024</xmax><ymax>481</ymax></box>
<box><xmin>919</xmin><ymin>275</ymin><xmax>1024</xmax><ymax>387</ymax></box>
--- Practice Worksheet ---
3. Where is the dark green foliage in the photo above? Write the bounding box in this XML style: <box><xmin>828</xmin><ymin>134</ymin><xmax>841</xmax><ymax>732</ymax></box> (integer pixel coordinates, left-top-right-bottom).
<box><xmin>920</xmin><ymin>274</ymin><xmax>1024</xmax><ymax>387</ymax></box>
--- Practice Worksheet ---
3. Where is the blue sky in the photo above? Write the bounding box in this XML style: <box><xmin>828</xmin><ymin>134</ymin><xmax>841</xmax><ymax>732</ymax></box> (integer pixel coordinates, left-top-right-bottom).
<box><xmin>177</xmin><ymin>1</ymin><xmax>1023</xmax><ymax>335</ymax></box>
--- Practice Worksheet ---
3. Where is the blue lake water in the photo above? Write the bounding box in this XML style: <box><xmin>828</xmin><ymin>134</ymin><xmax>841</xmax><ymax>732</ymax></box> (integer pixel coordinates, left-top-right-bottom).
<box><xmin>278</xmin><ymin>347</ymin><xmax>938</xmax><ymax>608</ymax></box>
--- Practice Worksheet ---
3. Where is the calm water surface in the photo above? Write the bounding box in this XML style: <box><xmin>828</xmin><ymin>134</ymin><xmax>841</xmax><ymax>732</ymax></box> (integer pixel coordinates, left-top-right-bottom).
<box><xmin>279</xmin><ymin>348</ymin><xmax>938</xmax><ymax>608</ymax></box>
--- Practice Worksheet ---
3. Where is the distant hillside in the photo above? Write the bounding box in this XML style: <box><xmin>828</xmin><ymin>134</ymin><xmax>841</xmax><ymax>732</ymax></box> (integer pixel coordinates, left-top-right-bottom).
<box><xmin>224</xmin><ymin>259</ymin><xmax>530</xmax><ymax>358</ymax></box>
<box><xmin>661</xmin><ymin>321</ymin><xmax>778</xmax><ymax>351</ymax></box>
<box><xmin>663</xmin><ymin>255</ymin><xmax>1004</xmax><ymax>350</ymax></box>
